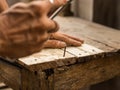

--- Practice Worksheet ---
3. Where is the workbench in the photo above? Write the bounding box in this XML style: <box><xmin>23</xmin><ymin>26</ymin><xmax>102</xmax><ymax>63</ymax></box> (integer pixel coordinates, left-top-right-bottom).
<box><xmin>0</xmin><ymin>16</ymin><xmax>120</xmax><ymax>90</ymax></box>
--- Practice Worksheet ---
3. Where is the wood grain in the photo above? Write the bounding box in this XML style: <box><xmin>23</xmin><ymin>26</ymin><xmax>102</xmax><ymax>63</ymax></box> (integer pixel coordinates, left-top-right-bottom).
<box><xmin>55</xmin><ymin>16</ymin><xmax>120</xmax><ymax>50</ymax></box>
<box><xmin>18</xmin><ymin>48</ymin><xmax>75</xmax><ymax>71</ymax></box>
<box><xmin>18</xmin><ymin>44</ymin><xmax>104</xmax><ymax>71</ymax></box>
<box><xmin>53</xmin><ymin>54</ymin><xmax>120</xmax><ymax>90</ymax></box>
<box><xmin>0</xmin><ymin>59</ymin><xmax>21</xmax><ymax>90</ymax></box>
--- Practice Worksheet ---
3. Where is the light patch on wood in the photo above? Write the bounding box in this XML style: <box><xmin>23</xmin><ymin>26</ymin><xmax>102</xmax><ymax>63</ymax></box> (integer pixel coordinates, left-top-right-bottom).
<box><xmin>2</xmin><ymin>88</ymin><xmax>13</xmax><ymax>90</ymax></box>
<box><xmin>62</xmin><ymin>44</ymin><xmax>103</xmax><ymax>57</ymax></box>
<box><xmin>19</xmin><ymin>49</ymin><xmax>74</xmax><ymax>65</ymax></box>
<box><xmin>19</xmin><ymin>44</ymin><xmax>104</xmax><ymax>66</ymax></box>
<box><xmin>78</xmin><ymin>44</ymin><xmax>104</xmax><ymax>54</ymax></box>
<box><xmin>0</xmin><ymin>82</ymin><xmax>6</xmax><ymax>87</ymax></box>
<box><xmin>63</xmin><ymin>47</ymin><xmax>91</xmax><ymax>57</ymax></box>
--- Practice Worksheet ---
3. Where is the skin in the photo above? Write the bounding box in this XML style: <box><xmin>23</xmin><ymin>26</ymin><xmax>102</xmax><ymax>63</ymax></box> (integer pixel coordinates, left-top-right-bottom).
<box><xmin>0</xmin><ymin>0</ymin><xmax>8</xmax><ymax>12</ymax></box>
<box><xmin>0</xmin><ymin>0</ymin><xmax>84</xmax><ymax>59</ymax></box>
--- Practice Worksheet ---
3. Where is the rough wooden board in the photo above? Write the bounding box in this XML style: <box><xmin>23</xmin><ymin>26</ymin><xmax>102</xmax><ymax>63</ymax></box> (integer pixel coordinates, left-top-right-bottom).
<box><xmin>0</xmin><ymin>60</ymin><xmax>21</xmax><ymax>90</ymax></box>
<box><xmin>1</xmin><ymin>88</ymin><xmax>13</xmax><ymax>90</ymax></box>
<box><xmin>18</xmin><ymin>44</ymin><xmax>104</xmax><ymax>71</ymax></box>
<box><xmin>18</xmin><ymin>49</ymin><xmax>76</xmax><ymax>71</ymax></box>
<box><xmin>19</xmin><ymin>49</ymin><xmax>74</xmax><ymax>66</ymax></box>
<box><xmin>78</xmin><ymin>44</ymin><xmax>104</xmax><ymax>54</ymax></box>
<box><xmin>58</xmin><ymin>29</ymin><xmax>114</xmax><ymax>52</ymax></box>
<box><xmin>63</xmin><ymin>46</ymin><xmax>91</xmax><ymax>57</ymax></box>
<box><xmin>53</xmin><ymin>54</ymin><xmax>120</xmax><ymax>90</ymax></box>
<box><xmin>83</xmin><ymin>38</ymin><xmax>114</xmax><ymax>52</ymax></box>
<box><xmin>21</xmin><ymin>69</ymin><xmax>41</xmax><ymax>90</ymax></box>
<box><xmin>55</xmin><ymin>16</ymin><xmax>120</xmax><ymax>50</ymax></box>
<box><xmin>62</xmin><ymin>44</ymin><xmax>103</xmax><ymax>57</ymax></box>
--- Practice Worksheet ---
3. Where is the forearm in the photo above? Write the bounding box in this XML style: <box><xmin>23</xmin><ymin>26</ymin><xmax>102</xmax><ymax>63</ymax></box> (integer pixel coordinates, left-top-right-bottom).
<box><xmin>0</xmin><ymin>0</ymin><xmax>9</xmax><ymax>13</ymax></box>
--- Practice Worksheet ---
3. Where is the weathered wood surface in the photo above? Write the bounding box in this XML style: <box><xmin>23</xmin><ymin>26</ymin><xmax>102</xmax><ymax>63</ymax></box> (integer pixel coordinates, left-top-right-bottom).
<box><xmin>18</xmin><ymin>44</ymin><xmax>104</xmax><ymax>71</ymax></box>
<box><xmin>0</xmin><ymin>58</ymin><xmax>21</xmax><ymax>90</ymax></box>
<box><xmin>55</xmin><ymin>17</ymin><xmax>120</xmax><ymax>50</ymax></box>
<box><xmin>54</xmin><ymin>54</ymin><xmax>120</xmax><ymax>90</ymax></box>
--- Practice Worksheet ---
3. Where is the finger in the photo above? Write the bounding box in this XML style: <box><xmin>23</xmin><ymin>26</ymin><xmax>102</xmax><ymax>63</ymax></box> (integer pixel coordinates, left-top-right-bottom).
<box><xmin>61</xmin><ymin>33</ymin><xmax>84</xmax><ymax>43</ymax></box>
<box><xmin>31</xmin><ymin>31</ymin><xmax>49</xmax><ymax>45</ymax></box>
<box><xmin>51</xmin><ymin>33</ymin><xmax>82</xmax><ymax>46</ymax></box>
<box><xmin>44</xmin><ymin>40</ymin><xmax>66</xmax><ymax>48</ymax></box>
<box><xmin>44</xmin><ymin>20</ymin><xmax>59</xmax><ymax>33</ymax></box>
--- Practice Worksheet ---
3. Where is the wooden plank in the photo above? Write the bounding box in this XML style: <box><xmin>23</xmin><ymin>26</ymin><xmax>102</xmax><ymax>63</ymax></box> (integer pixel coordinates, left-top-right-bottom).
<box><xmin>21</xmin><ymin>69</ymin><xmax>40</xmax><ymax>90</ymax></box>
<box><xmin>62</xmin><ymin>46</ymin><xmax>91</xmax><ymax>57</ymax></box>
<box><xmin>21</xmin><ymin>68</ymin><xmax>54</xmax><ymax>90</ymax></box>
<box><xmin>78</xmin><ymin>44</ymin><xmax>103</xmax><ymax>54</ymax></box>
<box><xmin>19</xmin><ymin>49</ymin><xmax>74</xmax><ymax>65</ymax></box>
<box><xmin>18</xmin><ymin>49</ymin><xmax>75</xmax><ymax>71</ymax></box>
<box><xmin>61</xmin><ymin>44</ymin><xmax>103</xmax><ymax>57</ymax></box>
<box><xmin>55</xmin><ymin>16</ymin><xmax>120</xmax><ymax>50</ymax></box>
<box><xmin>1</xmin><ymin>88</ymin><xmax>13</xmax><ymax>90</ymax></box>
<box><xmin>85</xmin><ymin>40</ymin><xmax>114</xmax><ymax>52</ymax></box>
<box><xmin>53</xmin><ymin>54</ymin><xmax>120</xmax><ymax>90</ymax></box>
<box><xmin>18</xmin><ymin>44</ymin><xmax>104</xmax><ymax>71</ymax></box>
<box><xmin>0</xmin><ymin>59</ymin><xmax>21</xmax><ymax>90</ymax></box>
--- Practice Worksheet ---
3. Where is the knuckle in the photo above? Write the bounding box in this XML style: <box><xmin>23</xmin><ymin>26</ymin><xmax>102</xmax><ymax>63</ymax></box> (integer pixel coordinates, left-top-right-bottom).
<box><xmin>40</xmin><ymin>33</ymin><xmax>49</xmax><ymax>43</ymax></box>
<box><xmin>47</xmin><ymin>20</ymin><xmax>59</xmax><ymax>33</ymax></box>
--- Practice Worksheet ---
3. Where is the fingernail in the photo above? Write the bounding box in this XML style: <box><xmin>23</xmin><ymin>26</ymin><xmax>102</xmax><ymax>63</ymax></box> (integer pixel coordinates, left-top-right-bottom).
<box><xmin>73</xmin><ymin>42</ymin><xmax>82</xmax><ymax>46</ymax></box>
<box><xmin>76</xmin><ymin>42</ymin><xmax>82</xmax><ymax>46</ymax></box>
<box><xmin>58</xmin><ymin>42</ymin><xmax>66</xmax><ymax>48</ymax></box>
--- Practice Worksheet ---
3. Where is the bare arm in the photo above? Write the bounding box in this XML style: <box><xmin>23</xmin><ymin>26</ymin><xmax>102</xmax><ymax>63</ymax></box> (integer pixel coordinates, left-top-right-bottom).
<box><xmin>0</xmin><ymin>0</ymin><xmax>9</xmax><ymax>13</ymax></box>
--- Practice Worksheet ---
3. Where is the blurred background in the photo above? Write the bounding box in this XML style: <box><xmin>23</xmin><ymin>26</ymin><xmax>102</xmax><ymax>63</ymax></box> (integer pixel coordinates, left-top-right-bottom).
<box><xmin>6</xmin><ymin>0</ymin><xmax>120</xmax><ymax>90</ymax></box>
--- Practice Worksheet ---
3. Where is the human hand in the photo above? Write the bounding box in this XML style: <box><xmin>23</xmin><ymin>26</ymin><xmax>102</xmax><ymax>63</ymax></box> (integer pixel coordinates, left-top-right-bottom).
<box><xmin>44</xmin><ymin>32</ymin><xmax>84</xmax><ymax>48</ymax></box>
<box><xmin>0</xmin><ymin>0</ymin><xmax>67</xmax><ymax>58</ymax></box>
<box><xmin>0</xmin><ymin>0</ymin><xmax>9</xmax><ymax>12</ymax></box>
